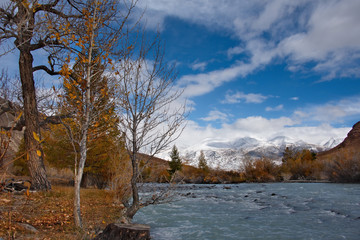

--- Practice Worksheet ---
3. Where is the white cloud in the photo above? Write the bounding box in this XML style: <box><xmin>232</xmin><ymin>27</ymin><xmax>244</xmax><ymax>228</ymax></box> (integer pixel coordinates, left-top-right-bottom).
<box><xmin>174</xmin><ymin>116</ymin><xmax>349</xmax><ymax>149</ymax></box>
<box><xmin>190</xmin><ymin>61</ymin><xmax>208</xmax><ymax>71</ymax></box>
<box><xmin>227</xmin><ymin>46</ymin><xmax>244</xmax><ymax>59</ymax></box>
<box><xmin>222</xmin><ymin>91</ymin><xmax>268</xmax><ymax>104</ymax></box>
<box><xmin>266</xmin><ymin>104</ymin><xmax>284</xmax><ymax>112</ymax></box>
<box><xmin>201</xmin><ymin>110</ymin><xmax>229</xmax><ymax>122</ymax></box>
<box><xmin>138</xmin><ymin>0</ymin><xmax>360</xmax><ymax>94</ymax></box>
<box><xmin>173</xmin><ymin>95</ymin><xmax>359</xmax><ymax>148</ymax></box>
<box><xmin>294</xmin><ymin>96</ymin><xmax>360</xmax><ymax>123</ymax></box>
<box><xmin>177</xmin><ymin>63</ymin><xmax>257</xmax><ymax>98</ymax></box>
<box><xmin>278</xmin><ymin>0</ymin><xmax>360</xmax><ymax>78</ymax></box>
<box><xmin>137</xmin><ymin>0</ymin><xmax>256</xmax><ymax>33</ymax></box>
<box><xmin>290</xmin><ymin>97</ymin><xmax>299</xmax><ymax>101</ymax></box>
<box><xmin>280</xmin><ymin>1</ymin><xmax>360</xmax><ymax>61</ymax></box>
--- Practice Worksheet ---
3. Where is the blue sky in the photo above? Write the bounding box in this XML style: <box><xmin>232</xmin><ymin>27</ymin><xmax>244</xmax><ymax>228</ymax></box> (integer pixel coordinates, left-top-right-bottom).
<box><xmin>133</xmin><ymin>0</ymin><xmax>360</xmax><ymax>147</ymax></box>
<box><xmin>1</xmin><ymin>0</ymin><xmax>359</xmax><ymax>148</ymax></box>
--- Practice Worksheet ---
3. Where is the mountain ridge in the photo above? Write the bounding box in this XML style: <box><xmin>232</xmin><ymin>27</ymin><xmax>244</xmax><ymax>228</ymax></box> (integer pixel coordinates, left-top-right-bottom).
<box><xmin>159</xmin><ymin>135</ymin><xmax>344</xmax><ymax>171</ymax></box>
<box><xmin>318</xmin><ymin>121</ymin><xmax>360</xmax><ymax>158</ymax></box>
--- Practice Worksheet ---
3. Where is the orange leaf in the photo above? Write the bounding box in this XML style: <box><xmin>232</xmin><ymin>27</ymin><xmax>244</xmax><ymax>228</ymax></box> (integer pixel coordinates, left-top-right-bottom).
<box><xmin>33</xmin><ymin>132</ymin><xmax>40</xmax><ymax>142</ymax></box>
<box><xmin>36</xmin><ymin>150</ymin><xmax>42</xmax><ymax>157</ymax></box>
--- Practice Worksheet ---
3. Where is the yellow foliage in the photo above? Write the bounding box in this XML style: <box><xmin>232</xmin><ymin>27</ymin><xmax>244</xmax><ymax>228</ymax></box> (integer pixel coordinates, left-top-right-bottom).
<box><xmin>323</xmin><ymin>148</ymin><xmax>360</xmax><ymax>182</ymax></box>
<box><xmin>281</xmin><ymin>149</ymin><xmax>319</xmax><ymax>180</ymax></box>
<box><xmin>36</xmin><ymin>150</ymin><xmax>42</xmax><ymax>157</ymax></box>
<box><xmin>33</xmin><ymin>132</ymin><xmax>40</xmax><ymax>142</ymax></box>
<box><xmin>243</xmin><ymin>157</ymin><xmax>280</xmax><ymax>182</ymax></box>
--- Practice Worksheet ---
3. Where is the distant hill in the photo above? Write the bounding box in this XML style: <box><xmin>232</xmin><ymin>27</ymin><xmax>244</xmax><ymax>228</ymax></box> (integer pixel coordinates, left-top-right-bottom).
<box><xmin>317</xmin><ymin>121</ymin><xmax>360</xmax><ymax>182</ymax></box>
<box><xmin>318</xmin><ymin>121</ymin><xmax>360</xmax><ymax>158</ymax></box>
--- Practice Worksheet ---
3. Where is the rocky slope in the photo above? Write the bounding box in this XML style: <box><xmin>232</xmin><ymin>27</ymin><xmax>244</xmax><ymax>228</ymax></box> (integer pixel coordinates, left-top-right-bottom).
<box><xmin>0</xmin><ymin>98</ymin><xmax>23</xmax><ymax>171</ymax></box>
<box><xmin>318</xmin><ymin>121</ymin><xmax>360</xmax><ymax>158</ymax></box>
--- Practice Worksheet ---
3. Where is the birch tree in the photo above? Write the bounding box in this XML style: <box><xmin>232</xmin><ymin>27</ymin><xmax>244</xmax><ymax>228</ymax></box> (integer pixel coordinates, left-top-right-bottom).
<box><xmin>115</xmin><ymin>33</ymin><xmax>187</xmax><ymax>221</ymax></box>
<box><xmin>57</xmin><ymin>0</ymin><xmax>136</xmax><ymax>228</ymax></box>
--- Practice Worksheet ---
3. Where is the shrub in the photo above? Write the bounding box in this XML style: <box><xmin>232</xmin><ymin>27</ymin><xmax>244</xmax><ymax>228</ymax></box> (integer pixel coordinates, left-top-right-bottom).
<box><xmin>281</xmin><ymin>148</ymin><xmax>321</xmax><ymax>180</ymax></box>
<box><xmin>324</xmin><ymin>149</ymin><xmax>360</xmax><ymax>182</ymax></box>
<box><xmin>242</xmin><ymin>157</ymin><xmax>280</xmax><ymax>182</ymax></box>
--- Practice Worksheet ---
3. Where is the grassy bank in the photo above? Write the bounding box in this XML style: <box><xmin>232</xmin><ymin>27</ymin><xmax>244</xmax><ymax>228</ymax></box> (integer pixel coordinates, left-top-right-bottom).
<box><xmin>0</xmin><ymin>186</ymin><xmax>123</xmax><ymax>239</ymax></box>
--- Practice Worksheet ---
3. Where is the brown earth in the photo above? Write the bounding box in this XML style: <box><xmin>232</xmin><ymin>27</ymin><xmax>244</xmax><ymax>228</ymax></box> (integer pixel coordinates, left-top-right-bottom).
<box><xmin>0</xmin><ymin>185</ymin><xmax>123</xmax><ymax>239</ymax></box>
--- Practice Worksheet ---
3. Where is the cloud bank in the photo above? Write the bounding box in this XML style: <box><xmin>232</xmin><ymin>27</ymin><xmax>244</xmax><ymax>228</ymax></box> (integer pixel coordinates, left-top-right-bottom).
<box><xmin>137</xmin><ymin>0</ymin><xmax>360</xmax><ymax>97</ymax></box>
<box><xmin>175</xmin><ymin>95</ymin><xmax>360</xmax><ymax>148</ymax></box>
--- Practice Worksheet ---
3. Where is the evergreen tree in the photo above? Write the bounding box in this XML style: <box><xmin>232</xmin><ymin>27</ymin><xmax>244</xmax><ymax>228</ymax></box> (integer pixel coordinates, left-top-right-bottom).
<box><xmin>282</xmin><ymin>147</ymin><xmax>295</xmax><ymax>164</ymax></box>
<box><xmin>198</xmin><ymin>150</ymin><xmax>209</xmax><ymax>172</ymax></box>
<box><xmin>168</xmin><ymin>145</ymin><xmax>182</xmax><ymax>175</ymax></box>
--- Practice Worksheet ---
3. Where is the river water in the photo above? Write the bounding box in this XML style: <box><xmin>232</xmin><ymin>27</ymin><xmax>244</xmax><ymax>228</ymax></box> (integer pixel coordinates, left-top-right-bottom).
<box><xmin>133</xmin><ymin>183</ymin><xmax>360</xmax><ymax>240</ymax></box>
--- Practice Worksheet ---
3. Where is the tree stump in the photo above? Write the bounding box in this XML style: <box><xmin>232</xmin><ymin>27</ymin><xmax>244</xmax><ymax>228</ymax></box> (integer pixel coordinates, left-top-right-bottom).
<box><xmin>94</xmin><ymin>223</ymin><xmax>150</xmax><ymax>240</ymax></box>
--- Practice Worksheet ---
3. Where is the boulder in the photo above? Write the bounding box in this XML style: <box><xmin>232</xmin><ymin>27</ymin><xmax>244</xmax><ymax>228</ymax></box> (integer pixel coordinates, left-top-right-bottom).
<box><xmin>94</xmin><ymin>223</ymin><xmax>150</xmax><ymax>240</ymax></box>
<box><xmin>17</xmin><ymin>223</ymin><xmax>38</xmax><ymax>233</ymax></box>
<box><xmin>1</xmin><ymin>179</ymin><xmax>31</xmax><ymax>192</ymax></box>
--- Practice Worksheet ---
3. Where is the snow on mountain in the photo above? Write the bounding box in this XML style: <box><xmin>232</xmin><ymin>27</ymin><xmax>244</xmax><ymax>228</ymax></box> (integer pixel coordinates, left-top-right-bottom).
<box><xmin>321</xmin><ymin>137</ymin><xmax>342</xmax><ymax>149</ymax></box>
<box><xmin>158</xmin><ymin>136</ymin><xmax>343</xmax><ymax>171</ymax></box>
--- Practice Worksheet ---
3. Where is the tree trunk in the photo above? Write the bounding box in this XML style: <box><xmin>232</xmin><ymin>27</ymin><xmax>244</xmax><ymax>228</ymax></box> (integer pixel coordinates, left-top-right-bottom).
<box><xmin>74</xmin><ymin>29</ymin><xmax>93</xmax><ymax>227</ymax></box>
<box><xmin>125</xmin><ymin>152</ymin><xmax>140</xmax><ymax>220</ymax></box>
<box><xmin>73</xmin><ymin>71</ymin><xmax>91</xmax><ymax>227</ymax></box>
<box><xmin>74</xmin><ymin>131</ymin><xmax>87</xmax><ymax>228</ymax></box>
<box><xmin>19</xmin><ymin>49</ymin><xmax>51</xmax><ymax>191</ymax></box>
<box><xmin>14</xmin><ymin>3</ymin><xmax>51</xmax><ymax>191</ymax></box>
<box><xmin>94</xmin><ymin>223</ymin><xmax>150</xmax><ymax>240</ymax></box>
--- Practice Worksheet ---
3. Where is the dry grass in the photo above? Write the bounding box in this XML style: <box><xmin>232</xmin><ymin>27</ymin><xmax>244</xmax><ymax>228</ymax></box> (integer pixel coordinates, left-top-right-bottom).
<box><xmin>0</xmin><ymin>185</ymin><xmax>123</xmax><ymax>239</ymax></box>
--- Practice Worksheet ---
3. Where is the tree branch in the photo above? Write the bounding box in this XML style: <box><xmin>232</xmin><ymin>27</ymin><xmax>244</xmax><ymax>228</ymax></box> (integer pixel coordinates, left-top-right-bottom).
<box><xmin>32</xmin><ymin>65</ymin><xmax>59</xmax><ymax>75</ymax></box>
<box><xmin>0</xmin><ymin>113</ymin><xmax>73</xmax><ymax>131</ymax></box>
<box><xmin>34</xmin><ymin>1</ymin><xmax>83</xmax><ymax>19</ymax></box>
<box><xmin>30</xmin><ymin>38</ymin><xmax>63</xmax><ymax>51</ymax></box>
<box><xmin>39</xmin><ymin>114</ymin><xmax>73</xmax><ymax>127</ymax></box>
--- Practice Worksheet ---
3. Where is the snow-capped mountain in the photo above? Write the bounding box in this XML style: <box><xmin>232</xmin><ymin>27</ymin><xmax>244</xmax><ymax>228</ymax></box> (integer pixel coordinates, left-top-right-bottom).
<box><xmin>159</xmin><ymin>136</ymin><xmax>343</xmax><ymax>171</ymax></box>
<box><xmin>321</xmin><ymin>137</ymin><xmax>340</xmax><ymax>149</ymax></box>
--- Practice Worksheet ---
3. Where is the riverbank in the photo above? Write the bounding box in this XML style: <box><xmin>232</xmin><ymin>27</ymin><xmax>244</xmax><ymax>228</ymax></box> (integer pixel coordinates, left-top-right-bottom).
<box><xmin>0</xmin><ymin>185</ymin><xmax>123</xmax><ymax>239</ymax></box>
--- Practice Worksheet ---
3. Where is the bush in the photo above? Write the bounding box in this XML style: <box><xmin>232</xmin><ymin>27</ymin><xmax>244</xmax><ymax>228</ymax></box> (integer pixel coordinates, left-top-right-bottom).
<box><xmin>324</xmin><ymin>149</ymin><xmax>360</xmax><ymax>182</ymax></box>
<box><xmin>281</xmin><ymin>148</ymin><xmax>321</xmax><ymax>180</ymax></box>
<box><xmin>242</xmin><ymin>157</ymin><xmax>280</xmax><ymax>182</ymax></box>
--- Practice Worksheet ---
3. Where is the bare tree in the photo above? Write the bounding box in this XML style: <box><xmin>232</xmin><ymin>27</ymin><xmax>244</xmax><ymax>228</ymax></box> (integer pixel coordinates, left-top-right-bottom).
<box><xmin>0</xmin><ymin>0</ymin><xmax>83</xmax><ymax>190</ymax></box>
<box><xmin>115</xmin><ymin>32</ymin><xmax>187</xmax><ymax>221</ymax></box>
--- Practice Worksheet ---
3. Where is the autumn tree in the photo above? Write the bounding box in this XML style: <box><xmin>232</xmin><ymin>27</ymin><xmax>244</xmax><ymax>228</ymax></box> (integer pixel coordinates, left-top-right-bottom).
<box><xmin>115</xmin><ymin>32</ymin><xmax>186</xmax><ymax>221</ymax></box>
<box><xmin>323</xmin><ymin>149</ymin><xmax>360</xmax><ymax>183</ymax></box>
<box><xmin>242</xmin><ymin>157</ymin><xmax>280</xmax><ymax>182</ymax></box>
<box><xmin>42</xmin><ymin>112</ymin><xmax>125</xmax><ymax>188</ymax></box>
<box><xmin>282</xmin><ymin>147</ymin><xmax>296</xmax><ymax>164</ymax></box>
<box><xmin>0</xmin><ymin>0</ymin><xmax>85</xmax><ymax>190</ymax></box>
<box><xmin>55</xmin><ymin>0</ymin><xmax>136</xmax><ymax>228</ymax></box>
<box><xmin>281</xmin><ymin>148</ymin><xmax>319</xmax><ymax>180</ymax></box>
<box><xmin>198</xmin><ymin>150</ymin><xmax>209</xmax><ymax>172</ymax></box>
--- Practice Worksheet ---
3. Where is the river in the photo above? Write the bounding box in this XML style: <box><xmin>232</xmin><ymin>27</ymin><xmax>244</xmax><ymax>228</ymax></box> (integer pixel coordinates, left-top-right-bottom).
<box><xmin>133</xmin><ymin>183</ymin><xmax>360</xmax><ymax>240</ymax></box>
